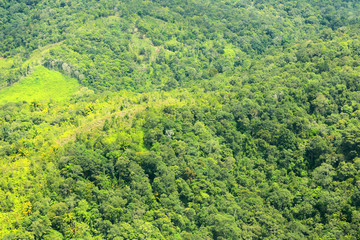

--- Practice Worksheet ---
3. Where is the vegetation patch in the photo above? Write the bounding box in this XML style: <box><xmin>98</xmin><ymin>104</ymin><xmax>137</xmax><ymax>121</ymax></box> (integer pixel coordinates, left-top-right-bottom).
<box><xmin>0</xmin><ymin>66</ymin><xmax>79</xmax><ymax>104</ymax></box>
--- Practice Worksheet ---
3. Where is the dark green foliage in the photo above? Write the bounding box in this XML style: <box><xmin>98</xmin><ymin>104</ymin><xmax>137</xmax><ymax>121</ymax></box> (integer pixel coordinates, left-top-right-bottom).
<box><xmin>1</xmin><ymin>0</ymin><xmax>360</xmax><ymax>239</ymax></box>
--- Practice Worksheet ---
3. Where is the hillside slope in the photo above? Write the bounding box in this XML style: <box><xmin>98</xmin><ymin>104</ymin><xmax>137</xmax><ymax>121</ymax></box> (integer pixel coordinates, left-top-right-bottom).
<box><xmin>1</xmin><ymin>0</ymin><xmax>360</xmax><ymax>239</ymax></box>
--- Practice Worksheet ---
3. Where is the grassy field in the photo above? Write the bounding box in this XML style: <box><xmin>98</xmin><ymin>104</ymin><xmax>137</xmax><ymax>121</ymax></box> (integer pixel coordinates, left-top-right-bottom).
<box><xmin>0</xmin><ymin>66</ymin><xmax>80</xmax><ymax>104</ymax></box>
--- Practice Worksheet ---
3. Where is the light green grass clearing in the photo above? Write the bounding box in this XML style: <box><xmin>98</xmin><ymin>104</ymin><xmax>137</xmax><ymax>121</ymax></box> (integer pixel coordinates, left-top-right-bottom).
<box><xmin>0</xmin><ymin>66</ymin><xmax>80</xmax><ymax>104</ymax></box>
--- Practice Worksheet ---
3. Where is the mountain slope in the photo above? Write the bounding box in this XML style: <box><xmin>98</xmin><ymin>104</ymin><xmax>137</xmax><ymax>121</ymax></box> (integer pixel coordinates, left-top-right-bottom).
<box><xmin>1</xmin><ymin>0</ymin><xmax>360</xmax><ymax>239</ymax></box>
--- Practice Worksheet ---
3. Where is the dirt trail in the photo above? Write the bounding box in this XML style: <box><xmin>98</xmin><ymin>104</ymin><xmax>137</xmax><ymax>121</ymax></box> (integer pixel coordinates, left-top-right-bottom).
<box><xmin>56</xmin><ymin>105</ymin><xmax>144</xmax><ymax>146</ymax></box>
<box><xmin>56</xmin><ymin>97</ymin><xmax>181</xmax><ymax>146</ymax></box>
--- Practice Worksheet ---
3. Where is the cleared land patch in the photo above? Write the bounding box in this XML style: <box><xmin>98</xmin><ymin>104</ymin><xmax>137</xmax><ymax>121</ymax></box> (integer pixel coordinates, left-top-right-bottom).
<box><xmin>0</xmin><ymin>66</ymin><xmax>80</xmax><ymax>104</ymax></box>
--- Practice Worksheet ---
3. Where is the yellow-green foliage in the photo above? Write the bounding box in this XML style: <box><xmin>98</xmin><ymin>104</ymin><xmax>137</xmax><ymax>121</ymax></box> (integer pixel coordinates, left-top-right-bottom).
<box><xmin>22</xmin><ymin>42</ymin><xmax>63</xmax><ymax>67</ymax></box>
<box><xmin>0</xmin><ymin>57</ymin><xmax>14</xmax><ymax>70</ymax></box>
<box><xmin>0</xmin><ymin>157</ymin><xmax>33</xmax><ymax>237</ymax></box>
<box><xmin>0</xmin><ymin>66</ymin><xmax>80</xmax><ymax>104</ymax></box>
<box><xmin>0</xmin><ymin>57</ymin><xmax>18</xmax><ymax>88</ymax></box>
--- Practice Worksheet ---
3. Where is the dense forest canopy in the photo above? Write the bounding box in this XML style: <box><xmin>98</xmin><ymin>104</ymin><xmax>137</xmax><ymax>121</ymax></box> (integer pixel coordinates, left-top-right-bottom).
<box><xmin>0</xmin><ymin>0</ymin><xmax>360</xmax><ymax>239</ymax></box>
